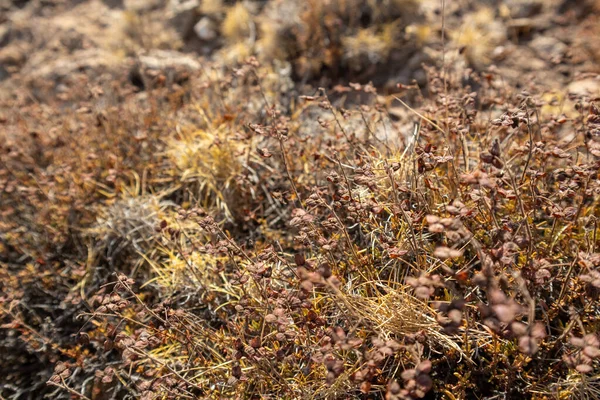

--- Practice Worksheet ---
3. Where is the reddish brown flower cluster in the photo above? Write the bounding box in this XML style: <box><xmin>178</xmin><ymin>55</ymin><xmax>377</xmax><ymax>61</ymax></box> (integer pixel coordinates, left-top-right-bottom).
<box><xmin>564</xmin><ymin>334</ymin><xmax>600</xmax><ymax>374</ymax></box>
<box><xmin>386</xmin><ymin>360</ymin><xmax>433</xmax><ymax>400</ymax></box>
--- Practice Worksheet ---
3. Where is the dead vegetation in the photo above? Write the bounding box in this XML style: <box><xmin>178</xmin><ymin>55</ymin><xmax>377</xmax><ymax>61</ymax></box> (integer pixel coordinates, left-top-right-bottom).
<box><xmin>1</xmin><ymin>0</ymin><xmax>600</xmax><ymax>399</ymax></box>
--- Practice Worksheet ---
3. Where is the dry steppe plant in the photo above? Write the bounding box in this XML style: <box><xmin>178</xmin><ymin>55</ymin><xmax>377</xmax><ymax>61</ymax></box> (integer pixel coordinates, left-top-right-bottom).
<box><xmin>1</xmin><ymin>1</ymin><xmax>600</xmax><ymax>399</ymax></box>
<box><xmin>27</xmin><ymin>57</ymin><xmax>599</xmax><ymax>399</ymax></box>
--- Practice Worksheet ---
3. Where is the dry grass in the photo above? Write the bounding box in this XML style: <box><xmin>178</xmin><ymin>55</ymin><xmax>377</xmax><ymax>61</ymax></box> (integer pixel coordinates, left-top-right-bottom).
<box><xmin>2</xmin><ymin>1</ymin><xmax>600</xmax><ymax>400</ymax></box>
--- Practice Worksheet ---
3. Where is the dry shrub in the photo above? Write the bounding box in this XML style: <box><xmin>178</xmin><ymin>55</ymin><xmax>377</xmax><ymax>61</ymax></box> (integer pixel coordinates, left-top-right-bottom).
<box><xmin>32</xmin><ymin>60</ymin><xmax>599</xmax><ymax>398</ymax></box>
<box><xmin>2</xmin><ymin>2</ymin><xmax>600</xmax><ymax>400</ymax></box>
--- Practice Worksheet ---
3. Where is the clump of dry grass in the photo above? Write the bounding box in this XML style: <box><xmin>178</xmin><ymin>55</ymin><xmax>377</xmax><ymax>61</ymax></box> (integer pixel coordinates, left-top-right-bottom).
<box><xmin>449</xmin><ymin>7</ymin><xmax>506</xmax><ymax>69</ymax></box>
<box><xmin>91</xmin><ymin>195</ymin><xmax>166</xmax><ymax>264</ymax></box>
<box><xmin>221</xmin><ymin>2</ymin><xmax>254</xmax><ymax>43</ymax></box>
<box><xmin>342</xmin><ymin>24</ymin><xmax>399</xmax><ymax>72</ymax></box>
<box><xmin>165</xmin><ymin>126</ymin><xmax>246</xmax><ymax>220</ymax></box>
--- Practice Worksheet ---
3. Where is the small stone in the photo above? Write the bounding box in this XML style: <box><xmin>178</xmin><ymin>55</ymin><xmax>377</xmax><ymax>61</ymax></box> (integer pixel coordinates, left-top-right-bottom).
<box><xmin>194</xmin><ymin>17</ymin><xmax>217</xmax><ymax>41</ymax></box>
<box><xmin>505</xmin><ymin>0</ymin><xmax>543</xmax><ymax>19</ymax></box>
<box><xmin>138</xmin><ymin>49</ymin><xmax>200</xmax><ymax>71</ymax></box>
<box><xmin>0</xmin><ymin>45</ymin><xmax>26</xmax><ymax>67</ymax></box>
<box><xmin>102</xmin><ymin>0</ymin><xmax>124</xmax><ymax>8</ymax></box>
<box><xmin>529</xmin><ymin>35</ymin><xmax>567</xmax><ymax>60</ymax></box>
<box><xmin>0</xmin><ymin>25</ymin><xmax>10</xmax><ymax>47</ymax></box>
<box><xmin>168</xmin><ymin>0</ymin><xmax>200</xmax><ymax>37</ymax></box>
<box><xmin>568</xmin><ymin>78</ymin><xmax>600</xmax><ymax>97</ymax></box>
<box><xmin>124</xmin><ymin>0</ymin><xmax>163</xmax><ymax>12</ymax></box>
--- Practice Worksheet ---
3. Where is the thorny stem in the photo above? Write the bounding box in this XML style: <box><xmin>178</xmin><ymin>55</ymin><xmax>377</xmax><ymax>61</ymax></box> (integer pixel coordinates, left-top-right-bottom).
<box><xmin>521</xmin><ymin>102</ymin><xmax>535</xmax><ymax>184</ymax></box>
<box><xmin>129</xmin><ymin>347</ymin><xmax>203</xmax><ymax>393</ymax></box>
<box><xmin>320</xmin><ymin>89</ymin><xmax>355</xmax><ymax>151</ymax></box>
<box><xmin>393</xmin><ymin>95</ymin><xmax>461</xmax><ymax>198</ymax></box>
<box><xmin>334</xmin><ymin>154</ymin><xmax>356</xmax><ymax>204</ymax></box>
<box><xmin>385</xmin><ymin>162</ymin><xmax>419</xmax><ymax>255</ymax></box>
<box><xmin>278</xmin><ymin>138</ymin><xmax>303</xmax><ymax>209</ymax></box>
<box><xmin>172</xmin><ymin>234</ymin><xmax>208</xmax><ymax>292</ymax></box>
<box><xmin>250</xmin><ymin>63</ymin><xmax>303</xmax><ymax>210</ymax></box>
<box><xmin>315</xmin><ymin>191</ymin><xmax>366</xmax><ymax>279</ymax></box>
<box><xmin>502</xmin><ymin>159</ymin><xmax>534</xmax><ymax>260</ymax></box>
<box><xmin>47</xmin><ymin>376</ymin><xmax>92</xmax><ymax>400</ymax></box>
<box><xmin>556</xmin><ymin>258</ymin><xmax>578</xmax><ymax>309</ymax></box>
<box><xmin>115</xmin><ymin>276</ymin><xmax>204</xmax><ymax>357</ymax></box>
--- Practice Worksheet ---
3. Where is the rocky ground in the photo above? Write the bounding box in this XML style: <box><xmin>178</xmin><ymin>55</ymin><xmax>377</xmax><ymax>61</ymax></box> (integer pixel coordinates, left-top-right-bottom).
<box><xmin>1</xmin><ymin>0</ymin><xmax>598</xmax><ymax>99</ymax></box>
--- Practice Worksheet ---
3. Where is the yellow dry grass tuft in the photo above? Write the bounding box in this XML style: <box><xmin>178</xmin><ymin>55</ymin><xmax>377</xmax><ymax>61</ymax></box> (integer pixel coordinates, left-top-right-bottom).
<box><xmin>221</xmin><ymin>2</ymin><xmax>253</xmax><ymax>43</ymax></box>
<box><xmin>342</xmin><ymin>24</ymin><xmax>398</xmax><ymax>70</ymax></box>
<box><xmin>450</xmin><ymin>7</ymin><xmax>506</xmax><ymax>69</ymax></box>
<box><xmin>165</xmin><ymin>124</ymin><xmax>247</xmax><ymax>220</ymax></box>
